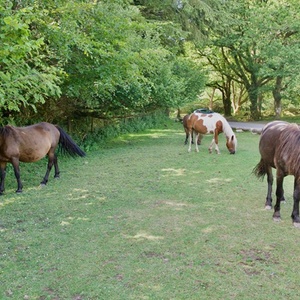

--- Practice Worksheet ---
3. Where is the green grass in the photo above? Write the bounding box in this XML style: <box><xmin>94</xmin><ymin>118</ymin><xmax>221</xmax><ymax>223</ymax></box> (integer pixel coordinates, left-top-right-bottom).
<box><xmin>1</xmin><ymin>121</ymin><xmax>299</xmax><ymax>299</ymax></box>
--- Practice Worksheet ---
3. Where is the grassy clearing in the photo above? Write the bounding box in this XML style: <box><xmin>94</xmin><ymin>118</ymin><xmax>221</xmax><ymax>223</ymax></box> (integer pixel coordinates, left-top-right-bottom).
<box><xmin>0</xmin><ymin>120</ymin><xmax>299</xmax><ymax>300</ymax></box>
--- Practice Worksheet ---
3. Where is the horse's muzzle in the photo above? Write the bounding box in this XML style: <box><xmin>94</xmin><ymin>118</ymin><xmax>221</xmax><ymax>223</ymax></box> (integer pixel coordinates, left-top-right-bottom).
<box><xmin>230</xmin><ymin>151</ymin><xmax>235</xmax><ymax>155</ymax></box>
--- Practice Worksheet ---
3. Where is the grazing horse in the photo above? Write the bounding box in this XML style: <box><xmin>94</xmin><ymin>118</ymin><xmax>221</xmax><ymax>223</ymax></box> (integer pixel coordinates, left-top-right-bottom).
<box><xmin>186</xmin><ymin>112</ymin><xmax>237</xmax><ymax>154</ymax></box>
<box><xmin>0</xmin><ymin>122</ymin><xmax>86</xmax><ymax>194</ymax></box>
<box><xmin>253</xmin><ymin>120</ymin><xmax>300</xmax><ymax>227</ymax></box>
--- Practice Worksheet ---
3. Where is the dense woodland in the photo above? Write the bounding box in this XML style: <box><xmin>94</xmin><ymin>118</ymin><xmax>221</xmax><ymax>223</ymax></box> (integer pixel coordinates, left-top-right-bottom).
<box><xmin>1</xmin><ymin>0</ymin><xmax>300</xmax><ymax>130</ymax></box>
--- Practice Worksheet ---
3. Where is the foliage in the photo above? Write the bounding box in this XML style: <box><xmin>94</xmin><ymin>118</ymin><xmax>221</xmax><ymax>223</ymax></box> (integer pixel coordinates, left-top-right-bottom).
<box><xmin>1</xmin><ymin>0</ymin><xmax>300</xmax><ymax>127</ymax></box>
<box><xmin>82</xmin><ymin>111</ymin><xmax>172</xmax><ymax>151</ymax></box>
<box><xmin>0</xmin><ymin>0</ymin><xmax>206</xmax><ymax>126</ymax></box>
<box><xmin>196</xmin><ymin>0</ymin><xmax>300</xmax><ymax>119</ymax></box>
<box><xmin>0</xmin><ymin>2</ymin><xmax>62</xmax><ymax>123</ymax></box>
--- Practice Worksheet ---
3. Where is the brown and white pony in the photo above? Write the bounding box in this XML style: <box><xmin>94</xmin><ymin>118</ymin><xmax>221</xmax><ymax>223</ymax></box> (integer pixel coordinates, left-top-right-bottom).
<box><xmin>253</xmin><ymin>120</ymin><xmax>300</xmax><ymax>227</ymax></box>
<box><xmin>186</xmin><ymin>112</ymin><xmax>237</xmax><ymax>154</ymax></box>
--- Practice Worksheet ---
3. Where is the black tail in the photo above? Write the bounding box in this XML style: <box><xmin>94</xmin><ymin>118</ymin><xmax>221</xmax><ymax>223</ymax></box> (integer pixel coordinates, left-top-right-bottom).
<box><xmin>56</xmin><ymin>126</ymin><xmax>86</xmax><ymax>157</ymax></box>
<box><xmin>252</xmin><ymin>158</ymin><xmax>267</xmax><ymax>180</ymax></box>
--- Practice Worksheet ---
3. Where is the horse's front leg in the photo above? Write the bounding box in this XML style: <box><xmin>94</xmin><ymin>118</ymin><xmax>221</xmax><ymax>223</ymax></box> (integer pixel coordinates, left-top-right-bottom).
<box><xmin>195</xmin><ymin>133</ymin><xmax>200</xmax><ymax>152</ymax></box>
<box><xmin>11</xmin><ymin>158</ymin><xmax>23</xmax><ymax>193</ymax></box>
<box><xmin>273</xmin><ymin>172</ymin><xmax>284</xmax><ymax>222</ymax></box>
<box><xmin>0</xmin><ymin>162</ymin><xmax>7</xmax><ymax>195</ymax></box>
<box><xmin>214</xmin><ymin>131</ymin><xmax>220</xmax><ymax>154</ymax></box>
<box><xmin>188</xmin><ymin>132</ymin><xmax>192</xmax><ymax>152</ymax></box>
<box><xmin>291</xmin><ymin>178</ymin><xmax>300</xmax><ymax>227</ymax></box>
<box><xmin>208</xmin><ymin>139</ymin><xmax>215</xmax><ymax>154</ymax></box>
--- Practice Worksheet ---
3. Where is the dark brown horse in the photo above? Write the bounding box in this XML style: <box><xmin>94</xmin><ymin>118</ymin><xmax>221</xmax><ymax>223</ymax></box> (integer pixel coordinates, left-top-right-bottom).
<box><xmin>0</xmin><ymin>122</ymin><xmax>85</xmax><ymax>194</ymax></box>
<box><xmin>253</xmin><ymin>120</ymin><xmax>300</xmax><ymax>227</ymax></box>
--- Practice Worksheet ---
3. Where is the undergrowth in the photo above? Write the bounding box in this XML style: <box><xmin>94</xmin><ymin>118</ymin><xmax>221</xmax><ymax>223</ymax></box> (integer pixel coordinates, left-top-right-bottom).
<box><xmin>81</xmin><ymin>111</ymin><xmax>172</xmax><ymax>151</ymax></box>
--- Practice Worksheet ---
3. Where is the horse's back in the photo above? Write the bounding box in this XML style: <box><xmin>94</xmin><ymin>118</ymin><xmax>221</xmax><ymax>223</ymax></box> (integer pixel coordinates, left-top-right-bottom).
<box><xmin>259</xmin><ymin>121</ymin><xmax>294</xmax><ymax>167</ymax></box>
<box><xmin>11</xmin><ymin>122</ymin><xmax>60</xmax><ymax>162</ymax></box>
<box><xmin>191</xmin><ymin>112</ymin><xmax>224</xmax><ymax>133</ymax></box>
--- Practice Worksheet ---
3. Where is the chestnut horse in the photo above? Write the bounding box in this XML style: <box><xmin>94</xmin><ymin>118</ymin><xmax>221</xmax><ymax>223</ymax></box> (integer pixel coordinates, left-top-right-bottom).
<box><xmin>0</xmin><ymin>122</ymin><xmax>85</xmax><ymax>194</ymax></box>
<box><xmin>253</xmin><ymin>120</ymin><xmax>300</xmax><ymax>227</ymax></box>
<box><xmin>186</xmin><ymin>112</ymin><xmax>237</xmax><ymax>154</ymax></box>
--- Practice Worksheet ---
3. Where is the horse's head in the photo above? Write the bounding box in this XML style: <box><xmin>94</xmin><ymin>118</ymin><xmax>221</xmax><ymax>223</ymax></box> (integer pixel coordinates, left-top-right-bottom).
<box><xmin>226</xmin><ymin>135</ymin><xmax>237</xmax><ymax>154</ymax></box>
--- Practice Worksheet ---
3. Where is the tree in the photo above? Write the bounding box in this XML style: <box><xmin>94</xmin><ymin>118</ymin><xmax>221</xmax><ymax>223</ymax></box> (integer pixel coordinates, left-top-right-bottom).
<box><xmin>0</xmin><ymin>1</ymin><xmax>62</xmax><ymax>124</ymax></box>
<box><xmin>197</xmin><ymin>0</ymin><xmax>300</xmax><ymax>119</ymax></box>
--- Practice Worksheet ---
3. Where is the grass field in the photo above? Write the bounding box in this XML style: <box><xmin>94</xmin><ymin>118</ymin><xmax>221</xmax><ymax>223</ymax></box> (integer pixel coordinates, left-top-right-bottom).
<box><xmin>1</xmin><ymin>120</ymin><xmax>299</xmax><ymax>300</ymax></box>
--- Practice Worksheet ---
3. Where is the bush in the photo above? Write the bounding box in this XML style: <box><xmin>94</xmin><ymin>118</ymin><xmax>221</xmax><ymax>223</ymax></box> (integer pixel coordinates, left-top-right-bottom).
<box><xmin>82</xmin><ymin>111</ymin><xmax>170</xmax><ymax>151</ymax></box>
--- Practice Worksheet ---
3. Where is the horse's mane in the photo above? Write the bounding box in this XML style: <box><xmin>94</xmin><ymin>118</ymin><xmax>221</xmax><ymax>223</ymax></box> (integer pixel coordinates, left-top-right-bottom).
<box><xmin>219</xmin><ymin>115</ymin><xmax>237</xmax><ymax>143</ymax></box>
<box><xmin>0</xmin><ymin>125</ymin><xmax>15</xmax><ymax>138</ymax></box>
<box><xmin>276</xmin><ymin>123</ymin><xmax>300</xmax><ymax>176</ymax></box>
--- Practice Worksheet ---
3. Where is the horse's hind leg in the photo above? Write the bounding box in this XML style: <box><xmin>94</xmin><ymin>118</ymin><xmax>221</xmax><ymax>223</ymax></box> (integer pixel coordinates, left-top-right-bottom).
<box><xmin>291</xmin><ymin>178</ymin><xmax>300</xmax><ymax>227</ymax></box>
<box><xmin>0</xmin><ymin>162</ymin><xmax>7</xmax><ymax>195</ymax></box>
<box><xmin>41</xmin><ymin>152</ymin><xmax>56</xmax><ymax>186</ymax></box>
<box><xmin>11</xmin><ymin>158</ymin><xmax>23</xmax><ymax>193</ymax></box>
<box><xmin>53</xmin><ymin>155</ymin><xmax>60</xmax><ymax>179</ymax></box>
<box><xmin>273</xmin><ymin>172</ymin><xmax>285</xmax><ymax>222</ymax></box>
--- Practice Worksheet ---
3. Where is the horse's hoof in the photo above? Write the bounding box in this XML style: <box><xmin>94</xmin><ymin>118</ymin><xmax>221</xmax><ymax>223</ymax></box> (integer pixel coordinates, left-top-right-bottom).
<box><xmin>40</xmin><ymin>183</ymin><xmax>46</xmax><ymax>188</ymax></box>
<box><xmin>273</xmin><ymin>217</ymin><xmax>281</xmax><ymax>222</ymax></box>
<box><xmin>293</xmin><ymin>222</ymin><xmax>300</xmax><ymax>228</ymax></box>
<box><xmin>265</xmin><ymin>205</ymin><xmax>272</xmax><ymax>210</ymax></box>
<box><xmin>16</xmin><ymin>190</ymin><xmax>22</xmax><ymax>194</ymax></box>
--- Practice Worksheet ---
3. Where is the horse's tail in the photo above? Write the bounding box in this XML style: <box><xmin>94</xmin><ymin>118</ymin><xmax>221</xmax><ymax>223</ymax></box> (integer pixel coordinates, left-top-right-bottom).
<box><xmin>56</xmin><ymin>126</ymin><xmax>86</xmax><ymax>157</ymax></box>
<box><xmin>252</xmin><ymin>158</ymin><xmax>267</xmax><ymax>180</ymax></box>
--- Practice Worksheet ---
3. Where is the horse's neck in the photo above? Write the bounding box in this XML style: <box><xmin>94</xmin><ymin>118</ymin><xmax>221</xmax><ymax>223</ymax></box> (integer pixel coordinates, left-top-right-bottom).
<box><xmin>222</xmin><ymin>120</ymin><xmax>234</xmax><ymax>138</ymax></box>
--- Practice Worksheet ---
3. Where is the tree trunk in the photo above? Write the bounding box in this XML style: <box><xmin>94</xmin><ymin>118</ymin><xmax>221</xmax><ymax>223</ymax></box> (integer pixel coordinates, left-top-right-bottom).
<box><xmin>272</xmin><ymin>76</ymin><xmax>283</xmax><ymax>119</ymax></box>
<box><xmin>209</xmin><ymin>88</ymin><xmax>215</xmax><ymax>110</ymax></box>
<box><xmin>222</xmin><ymin>77</ymin><xmax>232</xmax><ymax>116</ymax></box>
<box><xmin>247</xmin><ymin>83</ymin><xmax>260</xmax><ymax>120</ymax></box>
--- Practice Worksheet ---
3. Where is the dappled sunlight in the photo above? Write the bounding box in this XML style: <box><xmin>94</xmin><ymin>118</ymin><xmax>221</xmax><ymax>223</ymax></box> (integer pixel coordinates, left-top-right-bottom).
<box><xmin>206</xmin><ymin>177</ymin><xmax>232</xmax><ymax>184</ymax></box>
<box><xmin>0</xmin><ymin>197</ymin><xmax>17</xmax><ymax>208</ymax></box>
<box><xmin>154</xmin><ymin>200</ymin><xmax>191</xmax><ymax>211</ymax></box>
<box><xmin>164</xmin><ymin>201</ymin><xmax>188</xmax><ymax>207</ymax></box>
<box><xmin>161</xmin><ymin>168</ymin><xmax>186</xmax><ymax>176</ymax></box>
<box><xmin>60</xmin><ymin>216</ymin><xmax>90</xmax><ymax>226</ymax></box>
<box><xmin>127</xmin><ymin>132</ymin><xmax>167</xmax><ymax>139</ymax></box>
<box><xmin>123</xmin><ymin>231</ymin><xmax>164</xmax><ymax>241</ymax></box>
<box><xmin>118</xmin><ymin>128</ymin><xmax>182</xmax><ymax>142</ymax></box>
<box><xmin>148</xmin><ymin>129</ymin><xmax>180</xmax><ymax>133</ymax></box>
<box><xmin>201</xmin><ymin>224</ymin><xmax>227</xmax><ymax>233</ymax></box>
<box><xmin>68</xmin><ymin>188</ymin><xmax>107</xmax><ymax>203</ymax></box>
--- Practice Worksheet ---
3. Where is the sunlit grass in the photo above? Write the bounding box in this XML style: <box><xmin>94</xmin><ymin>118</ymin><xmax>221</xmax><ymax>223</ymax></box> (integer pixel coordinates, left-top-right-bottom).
<box><xmin>0</xmin><ymin>120</ymin><xmax>299</xmax><ymax>300</ymax></box>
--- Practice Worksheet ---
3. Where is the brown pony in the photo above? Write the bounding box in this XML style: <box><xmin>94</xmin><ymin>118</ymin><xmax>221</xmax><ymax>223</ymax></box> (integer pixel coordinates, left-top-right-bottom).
<box><xmin>253</xmin><ymin>121</ymin><xmax>300</xmax><ymax>227</ymax></box>
<box><xmin>0</xmin><ymin>122</ymin><xmax>85</xmax><ymax>194</ymax></box>
<box><xmin>186</xmin><ymin>112</ymin><xmax>237</xmax><ymax>154</ymax></box>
